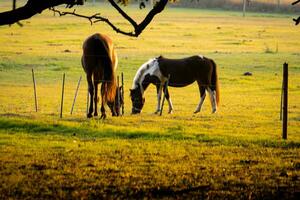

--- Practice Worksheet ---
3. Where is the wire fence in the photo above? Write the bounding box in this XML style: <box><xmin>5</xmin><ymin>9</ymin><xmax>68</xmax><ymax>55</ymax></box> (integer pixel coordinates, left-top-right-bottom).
<box><xmin>1</xmin><ymin>69</ymin><xmax>300</xmax><ymax>140</ymax></box>
<box><xmin>0</xmin><ymin>68</ymin><xmax>291</xmax><ymax>120</ymax></box>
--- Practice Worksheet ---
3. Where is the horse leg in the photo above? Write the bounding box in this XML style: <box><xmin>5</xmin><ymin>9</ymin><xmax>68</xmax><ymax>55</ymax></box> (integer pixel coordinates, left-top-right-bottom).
<box><xmin>194</xmin><ymin>83</ymin><xmax>206</xmax><ymax>114</ymax></box>
<box><xmin>87</xmin><ymin>75</ymin><xmax>94</xmax><ymax>118</ymax></box>
<box><xmin>94</xmin><ymin>81</ymin><xmax>99</xmax><ymax>117</ymax></box>
<box><xmin>154</xmin><ymin>84</ymin><xmax>163</xmax><ymax>114</ymax></box>
<box><xmin>207</xmin><ymin>86</ymin><xmax>217</xmax><ymax>113</ymax></box>
<box><xmin>100</xmin><ymin>84</ymin><xmax>107</xmax><ymax>119</ymax></box>
<box><xmin>164</xmin><ymin>86</ymin><xmax>173</xmax><ymax>114</ymax></box>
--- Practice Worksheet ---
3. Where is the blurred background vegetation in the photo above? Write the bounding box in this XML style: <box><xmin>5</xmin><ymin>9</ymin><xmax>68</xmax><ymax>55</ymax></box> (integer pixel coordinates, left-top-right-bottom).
<box><xmin>83</xmin><ymin>0</ymin><xmax>300</xmax><ymax>13</ymax></box>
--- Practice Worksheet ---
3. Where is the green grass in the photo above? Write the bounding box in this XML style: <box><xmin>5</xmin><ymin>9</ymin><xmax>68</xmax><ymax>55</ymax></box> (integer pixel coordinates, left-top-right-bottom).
<box><xmin>0</xmin><ymin>1</ymin><xmax>300</xmax><ymax>199</ymax></box>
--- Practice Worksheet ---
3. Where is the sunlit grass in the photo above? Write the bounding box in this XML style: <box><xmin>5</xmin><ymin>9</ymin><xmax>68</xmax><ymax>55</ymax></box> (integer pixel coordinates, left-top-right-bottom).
<box><xmin>0</xmin><ymin>1</ymin><xmax>299</xmax><ymax>198</ymax></box>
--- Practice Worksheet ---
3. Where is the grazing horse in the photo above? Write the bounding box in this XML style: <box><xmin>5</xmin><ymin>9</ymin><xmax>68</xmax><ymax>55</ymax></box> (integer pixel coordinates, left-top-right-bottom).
<box><xmin>130</xmin><ymin>55</ymin><xmax>220</xmax><ymax>114</ymax></box>
<box><xmin>82</xmin><ymin>33</ymin><xmax>120</xmax><ymax>119</ymax></box>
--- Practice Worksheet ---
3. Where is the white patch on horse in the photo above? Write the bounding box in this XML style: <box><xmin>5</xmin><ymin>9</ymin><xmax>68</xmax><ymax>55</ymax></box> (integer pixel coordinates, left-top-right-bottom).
<box><xmin>207</xmin><ymin>88</ymin><xmax>217</xmax><ymax>113</ymax></box>
<box><xmin>132</xmin><ymin>58</ymin><xmax>164</xmax><ymax>95</ymax></box>
<box><xmin>194</xmin><ymin>92</ymin><xmax>206</xmax><ymax>113</ymax></box>
<box><xmin>167</xmin><ymin>98</ymin><xmax>174</xmax><ymax>114</ymax></box>
<box><xmin>155</xmin><ymin>85</ymin><xmax>163</xmax><ymax>114</ymax></box>
<box><xmin>198</xmin><ymin>54</ymin><xmax>204</xmax><ymax>59</ymax></box>
<box><xmin>132</xmin><ymin>58</ymin><xmax>154</xmax><ymax>90</ymax></box>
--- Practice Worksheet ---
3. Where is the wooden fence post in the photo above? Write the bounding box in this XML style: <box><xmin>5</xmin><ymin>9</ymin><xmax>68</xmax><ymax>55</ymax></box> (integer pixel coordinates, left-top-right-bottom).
<box><xmin>60</xmin><ymin>73</ymin><xmax>65</xmax><ymax>118</ymax></box>
<box><xmin>117</xmin><ymin>75</ymin><xmax>120</xmax><ymax>115</ymax></box>
<box><xmin>32</xmin><ymin>69</ymin><xmax>38</xmax><ymax>112</ymax></box>
<box><xmin>86</xmin><ymin>89</ymin><xmax>89</xmax><ymax>116</ymax></box>
<box><xmin>243</xmin><ymin>0</ymin><xmax>246</xmax><ymax>17</ymax></box>
<box><xmin>282</xmin><ymin>63</ymin><xmax>288</xmax><ymax>139</ymax></box>
<box><xmin>160</xmin><ymin>74</ymin><xmax>170</xmax><ymax>116</ymax></box>
<box><xmin>121</xmin><ymin>72</ymin><xmax>124</xmax><ymax>116</ymax></box>
<box><xmin>70</xmin><ymin>76</ymin><xmax>82</xmax><ymax>115</ymax></box>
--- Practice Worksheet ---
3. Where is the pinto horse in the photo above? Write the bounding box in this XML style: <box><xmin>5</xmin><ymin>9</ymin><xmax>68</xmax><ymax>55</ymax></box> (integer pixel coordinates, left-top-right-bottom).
<box><xmin>82</xmin><ymin>33</ymin><xmax>120</xmax><ymax>119</ymax></box>
<box><xmin>130</xmin><ymin>55</ymin><xmax>220</xmax><ymax>114</ymax></box>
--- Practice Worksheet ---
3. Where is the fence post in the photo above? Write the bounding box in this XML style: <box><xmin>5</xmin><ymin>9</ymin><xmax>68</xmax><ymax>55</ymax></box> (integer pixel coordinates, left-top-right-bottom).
<box><xmin>121</xmin><ymin>72</ymin><xmax>124</xmax><ymax>116</ymax></box>
<box><xmin>243</xmin><ymin>0</ymin><xmax>246</xmax><ymax>17</ymax></box>
<box><xmin>70</xmin><ymin>76</ymin><xmax>82</xmax><ymax>115</ymax></box>
<box><xmin>32</xmin><ymin>69</ymin><xmax>38</xmax><ymax>112</ymax></box>
<box><xmin>280</xmin><ymin>79</ymin><xmax>283</xmax><ymax>121</ymax></box>
<box><xmin>160</xmin><ymin>74</ymin><xmax>170</xmax><ymax>116</ymax></box>
<box><xmin>60</xmin><ymin>73</ymin><xmax>65</xmax><ymax>118</ymax></box>
<box><xmin>86</xmin><ymin>89</ymin><xmax>89</xmax><ymax>116</ymax></box>
<box><xmin>117</xmin><ymin>75</ymin><xmax>120</xmax><ymax>115</ymax></box>
<box><xmin>282</xmin><ymin>63</ymin><xmax>288</xmax><ymax>140</ymax></box>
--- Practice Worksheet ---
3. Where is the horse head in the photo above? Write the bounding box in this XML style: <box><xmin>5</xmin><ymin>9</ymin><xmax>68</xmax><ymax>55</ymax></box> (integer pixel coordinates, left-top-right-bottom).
<box><xmin>130</xmin><ymin>84</ymin><xmax>145</xmax><ymax>114</ymax></box>
<box><xmin>107</xmin><ymin>86</ymin><xmax>124</xmax><ymax>116</ymax></box>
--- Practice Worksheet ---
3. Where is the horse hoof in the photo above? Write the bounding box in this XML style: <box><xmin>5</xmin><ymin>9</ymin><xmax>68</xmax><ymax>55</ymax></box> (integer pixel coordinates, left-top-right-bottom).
<box><xmin>154</xmin><ymin>110</ymin><xmax>160</xmax><ymax>114</ymax></box>
<box><xmin>168</xmin><ymin>110</ymin><xmax>173</xmax><ymax>114</ymax></box>
<box><xmin>194</xmin><ymin>110</ymin><xmax>200</xmax><ymax>114</ymax></box>
<box><xmin>100</xmin><ymin>114</ymin><xmax>106</xmax><ymax>119</ymax></box>
<box><xmin>212</xmin><ymin>109</ymin><xmax>217</xmax><ymax>114</ymax></box>
<box><xmin>112</xmin><ymin>111</ymin><xmax>117</xmax><ymax>117</ymax></box>
<box><xmin>87</xmin><ymin>113</ymin><xmax>93</xmax><ymax>118</ymax></box>
<box><xmin>94</xmin><ymin>113</ymin><xmax>98</xmax><ymax>117</ymax></box>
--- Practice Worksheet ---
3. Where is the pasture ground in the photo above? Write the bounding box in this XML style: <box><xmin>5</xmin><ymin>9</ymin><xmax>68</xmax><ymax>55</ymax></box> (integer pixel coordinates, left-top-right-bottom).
<box><xmin>0</xmin><ymin>1</ymin><xmax>300</xmax><ymax>199</ymax></box>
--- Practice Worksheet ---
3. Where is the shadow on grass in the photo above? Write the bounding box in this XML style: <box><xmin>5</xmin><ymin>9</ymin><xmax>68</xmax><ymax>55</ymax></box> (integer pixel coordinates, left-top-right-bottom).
<box><xmin>0</xmin><ymin>116</ymin><xmax>191</xmax><ymax>141</ymax></box>
<box><xmin>0</xmin><ymin>115</ymin><xmax>300</xmax><ymax>149</ymax></box>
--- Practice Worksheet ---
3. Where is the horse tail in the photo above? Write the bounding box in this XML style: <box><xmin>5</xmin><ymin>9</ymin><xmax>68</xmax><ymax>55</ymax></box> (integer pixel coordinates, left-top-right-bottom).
<box><xmin>211</xmin><ymin>59</ymin><xmax>220</xmax><ymax>106</ymax></box>
<box><xmin>97</xmin><ymin>35</ymin><xmax>117</xmax><ymax>103</ymax></box>
<box><xmin>103</xmin><ymin>51</ymin><xmax>116</xmax><ymax>103</ymax></box>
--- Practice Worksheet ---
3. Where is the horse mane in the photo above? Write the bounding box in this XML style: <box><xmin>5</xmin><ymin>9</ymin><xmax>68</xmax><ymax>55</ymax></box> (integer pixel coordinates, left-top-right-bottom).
<box><xmin>131</xmin><ymin>58</ymin><xmax>156</xmax><ymax>90</ymax></box>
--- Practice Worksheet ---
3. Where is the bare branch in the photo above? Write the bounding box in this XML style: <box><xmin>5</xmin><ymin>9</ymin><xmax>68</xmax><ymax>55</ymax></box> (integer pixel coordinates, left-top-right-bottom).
<box><xmin>2</xmin><ymin>0</ymin><xmax>168</xmax><ymax>37</ymax></box>
<box><xmin>292</xmin><ymin>0</ymin><xmax>300</xmax><ymax>25</ymax></box>
<box><xmin>108</xmin><ymin>0</ymin><xmax>137</xmax><ymax>27</ymax></box>
<box><xmin>292</xmin><ymin>0</ymin><xmax>300</xmax><ymax>5</ymax></box>
<box><xmin>135</xmin><ymin>0</ymin><xmax>168</xmax><ymax>35</ymax></box>
<box><xmin>107</xmin><ymin>0</ymin><xmax>168</xmax><ymax>36</ymax></box>
<box><xmin>12</xmin><ymin>0</ymin><xmax>16</xmax><ymax>9</ymax></box>
<box><xmin>10</xmin><ymin>0</ymin><xmax>23</xmax><ymax>26</ymax></box>
<box><xmin>50</xmin><ymin>7</ymin><xmax>136</xmax><ymax>36</ymax></box>
<box><xmin>0</xmin><ymin>0</ymin><xmax>84</xmax><ymax>26</ymax></box>
<box><xmin>293</xmin><ymin>17</ymin><xmax>300</xmax><ymax>25</ymax></box>
<box><xmin>51</xmin><ymin>0</ymin><xmax>168</xmax><ymax>37</ymax></box>
<box><xmin>51</xmin><ymin>8</ymin><xmax>95</xmax><ymax>25</ymax></box>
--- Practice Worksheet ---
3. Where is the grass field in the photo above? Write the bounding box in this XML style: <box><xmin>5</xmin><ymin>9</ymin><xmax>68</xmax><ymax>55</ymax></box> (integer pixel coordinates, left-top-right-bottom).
<box><xmin>0</xmin><ymin>1</ymin><xmax>300</xmax><ymax>199</ymax></box>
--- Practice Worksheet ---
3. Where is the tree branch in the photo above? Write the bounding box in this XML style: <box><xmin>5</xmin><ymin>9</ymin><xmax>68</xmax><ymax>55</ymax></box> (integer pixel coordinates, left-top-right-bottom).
<box><xmin>50</xmin><ymin>7</ymin><xmax>136</xmax><ymax>36</ymax></box>
<box><xmin>107</xmin><ymin>0</ymin><xmax>169</xmax><ymax>36</ymax></box>
<box><xmin>135</xmin><ymin>0</ymin><xmax>168</xmax><ymax>35</ymax></box>
<box><xmin>1</xmin><ymin>0</ymin><xmax>168</xmax><ymax>37</ymax></box>
<box><xmin>292</xmin><ymin>0</ymin><xmax>300</xmax><ymax>5</ymax></box>
<box><xmin>293</xmin><ymin>17</ymin><xmax>300</xmax><ymax>25</ymax></box>
<box><xmin>107</xmin><ymin>0</ymin><xmax>137</xmax><ymax>27</ymax></box>
<box><xmin>51</xmin><ymin>0</ymin><xmax>168</xmax><ymax>37</ymax></box>
<box><xmin>292</xmin><ymin>0</ymin><xmax>300</xmax><ymax>25</ymax></box>
<box><xmin>0</xmin><ymin>0</ymin><xmax>84</xmax><ymax>26</ymax></box>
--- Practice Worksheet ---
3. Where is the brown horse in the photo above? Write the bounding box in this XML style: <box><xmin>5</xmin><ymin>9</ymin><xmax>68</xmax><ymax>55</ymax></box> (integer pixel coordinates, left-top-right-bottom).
<box><xmin>81</xmin><ymin>33</ymin><xmax>120</xmax><ymax>119</ymax></box>
<box><xmin>130</xmin><ymin>55</ymin><xmax>220</xmax><ymax>114</ymax></box>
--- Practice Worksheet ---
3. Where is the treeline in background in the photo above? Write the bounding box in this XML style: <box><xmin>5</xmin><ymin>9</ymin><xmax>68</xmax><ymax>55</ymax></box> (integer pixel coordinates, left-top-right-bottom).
<box><xmin>171</xmin><ymin>0</ymin><xmax>299</xmax><ymax>13</ymax></box>
<box><xmin>87</xmin><ymin>0</ymin><xmax>300</xmax><ymax>13</ymax></box>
